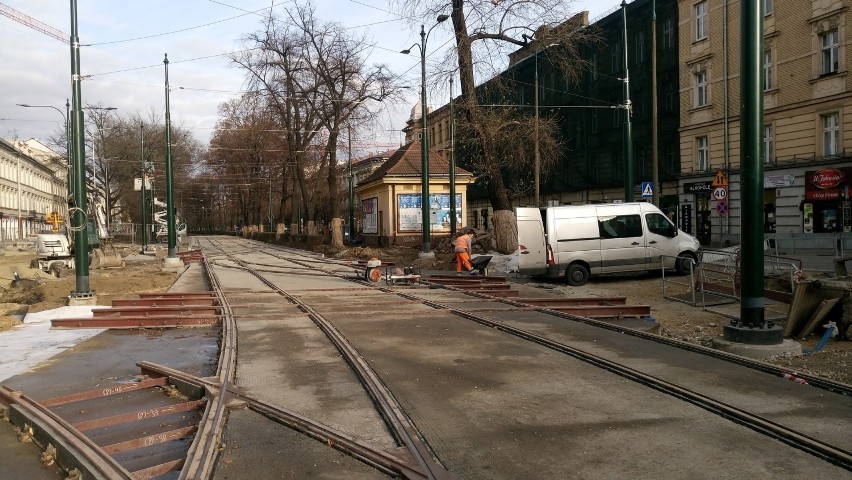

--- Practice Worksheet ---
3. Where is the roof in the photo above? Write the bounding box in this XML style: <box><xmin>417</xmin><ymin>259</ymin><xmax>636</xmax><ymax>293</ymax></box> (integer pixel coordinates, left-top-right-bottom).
<box><xmin>360</xmin><ymin>140</ymin><xmax>473</xmax><ymax>185</ymax></box>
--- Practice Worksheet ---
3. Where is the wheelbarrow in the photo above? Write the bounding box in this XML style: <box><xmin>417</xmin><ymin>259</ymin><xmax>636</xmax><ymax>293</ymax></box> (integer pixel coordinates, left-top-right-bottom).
<box><xmin>470</xmin><ymin>255</ymin><xmax>493</xmax><ymax>276</ymax></box>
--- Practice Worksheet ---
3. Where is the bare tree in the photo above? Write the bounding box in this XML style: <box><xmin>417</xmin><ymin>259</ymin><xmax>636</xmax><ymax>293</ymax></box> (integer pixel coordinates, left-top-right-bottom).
<box><xmin>234</xmin><ymin>2</ymin><xmax>403</xmax><ymax>244</ymax></box>
<box><xmin>397</xmin><ymin>0</ymin><xmax>592</xmax><ymax>252</ymax></box>
<box><xmin>206</xmin><ymin>96</ymin><xmax>286</xmax><ymax>229</ymax></box>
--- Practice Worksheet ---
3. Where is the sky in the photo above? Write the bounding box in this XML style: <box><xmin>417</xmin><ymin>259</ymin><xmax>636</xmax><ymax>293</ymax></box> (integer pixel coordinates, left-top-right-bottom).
<box><xmin>0</xmin><ymin>0</ymin><xmax>624</xmax><ymax>155</ymax></box>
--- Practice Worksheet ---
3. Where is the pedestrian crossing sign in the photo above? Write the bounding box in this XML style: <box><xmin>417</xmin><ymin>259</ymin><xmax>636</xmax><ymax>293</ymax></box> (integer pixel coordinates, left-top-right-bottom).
<box><xmin>641</xmin><ymin>182</ymin><xmax>653</xmax><ymax>198</ymax></box>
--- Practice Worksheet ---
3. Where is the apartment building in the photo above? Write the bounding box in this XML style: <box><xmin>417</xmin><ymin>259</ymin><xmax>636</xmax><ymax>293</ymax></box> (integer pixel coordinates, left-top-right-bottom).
<box><xmin>679</xmin><ymin>0</ymin><xmax>852</xmax><ymax>244</ymax></box>
<box><xmin>420</xmin><ymin>0</ymin><xmax>682</xmax><ymax>231</ymax></box>
<box><xmin>0</xmin><ymin>138</ymin><xmax>67</xmax><ymax>241</ymax></box>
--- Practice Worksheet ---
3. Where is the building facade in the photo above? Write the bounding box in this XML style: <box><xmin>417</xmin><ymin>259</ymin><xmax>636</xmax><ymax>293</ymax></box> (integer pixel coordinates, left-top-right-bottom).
<box><xmin>678</xmin><ymin>0</ymin><xmax>852</xmax><ymax>244</ymax></box>
<box><xmin>424</xmin><ymin>0</ymin><xmax>682</xmax><ymax>233</ymax></box>
<box><xmin>0</xmin><ymin>138</ymin><xmax>66</xmax><ymax>241</ymax></box>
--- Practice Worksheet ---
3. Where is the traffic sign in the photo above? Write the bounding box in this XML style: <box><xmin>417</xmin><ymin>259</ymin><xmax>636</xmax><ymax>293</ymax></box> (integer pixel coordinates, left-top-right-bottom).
<box><xmin>641</xmin><ymin>182</ymin><xmax>653</xmax><ymax>198</ymax></box>
<box><xmin>712</xmin><ymin>187</ymin><xmax>728</xmax><ymax>201</ymax></box>
<box><xmin>716</xmin><ymin>200</ymin><xmax>729</xmax><ymax>216</ymax></box>
<box><xmin>711</xmin><ymin>169</ymin><xmax>729</xmax><ymax>187</ymax></box>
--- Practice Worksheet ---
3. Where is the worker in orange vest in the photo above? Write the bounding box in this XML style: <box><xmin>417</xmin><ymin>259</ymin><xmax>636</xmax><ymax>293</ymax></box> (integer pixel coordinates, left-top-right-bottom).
<box><xmin>454</xmin><ymin>229</ymin><xmax>478</xmax><ymax>274</ymax></box>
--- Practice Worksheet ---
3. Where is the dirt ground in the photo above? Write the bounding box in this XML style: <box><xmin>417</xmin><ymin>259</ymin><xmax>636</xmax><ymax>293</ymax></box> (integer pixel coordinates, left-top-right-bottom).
<box><xmin>0</xmin><ymin>246</ymin><xmax>180</xmax><ymax>327</ymax></box>
<box><xmin>1</xmin><ymin>240</ymin><xmax>849</xmax><ymax>385</ymax></box>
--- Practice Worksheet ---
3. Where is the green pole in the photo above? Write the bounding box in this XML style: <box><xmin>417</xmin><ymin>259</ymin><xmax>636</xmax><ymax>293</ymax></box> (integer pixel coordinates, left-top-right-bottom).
<box><xmin>621</xmin><ymin>0</ymin><xmax>634</xmax><ymax>202</ymax></box>
<box><xmin>419</xmin><ymin>24</ymin><xmax>432</xmax><ymax>254</ymax></box>
<box><xmin>723</xmin><ymin>0</ymin><xmax>781</xmax><ymax>344</ymax></box>
<box><xmin>449</xmin><ymin>77</ymin><xmax>457</xmax><ymax>236</ymax></box>
<box><xmin>163</xmin><ymin>54</ymin><xmax>177</xmax><ymax>258</ymax></box>
<box><xmin>140</xmin><ymin>122</ymin><xmax>147</xmax><ymax>253</ymax></box>
<box><xmin>69</xmin><ymin>0</ymin><xmax>91</xmax><ymax>297</ymax></box>
<box><xmin>348</xmin><ymin>126</ymin><xmax>355</xmax><ymax>239</ymax></box>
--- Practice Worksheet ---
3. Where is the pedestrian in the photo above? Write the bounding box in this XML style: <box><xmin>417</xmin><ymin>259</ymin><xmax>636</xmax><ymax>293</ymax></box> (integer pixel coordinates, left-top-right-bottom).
<box><xmin>454</xmin><ymin>229</ymin><xmax>478</xmax><ymax>275</ymax></box>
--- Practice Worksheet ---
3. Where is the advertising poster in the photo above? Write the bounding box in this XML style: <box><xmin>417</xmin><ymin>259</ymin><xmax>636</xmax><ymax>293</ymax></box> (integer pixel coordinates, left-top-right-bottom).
<box><xmin>398</xmin><ymin>194</ymin><xmax>463</xmax><ymax>232</ymax></box>
<box><xmin>362</xmin><ymin>197</ymin><xmax>378</xmax><ymax>234</ymax></box>
<box><xmin>803</xmin><ymin>203</ymin><xmax>813</xmax><ymax>233</ymax></box>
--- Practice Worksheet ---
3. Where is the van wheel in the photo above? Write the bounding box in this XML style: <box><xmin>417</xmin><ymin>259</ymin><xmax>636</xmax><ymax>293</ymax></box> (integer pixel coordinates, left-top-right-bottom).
<box><xmin>566</xmin><ymin>264</ymin><xmax>590</xmax><ymax>286</ymax></box>
<box><xmin>675</xmin><ymin>253</ymin><xmax>697</xmax><ymax>275</ymax></box>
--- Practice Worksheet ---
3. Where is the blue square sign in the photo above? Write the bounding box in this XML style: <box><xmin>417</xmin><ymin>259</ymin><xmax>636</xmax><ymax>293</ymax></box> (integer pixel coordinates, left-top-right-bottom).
<box><xmin>641</xmin><ymin>182</ymin><xmax>653</xmax><ymax>198</ymax></box>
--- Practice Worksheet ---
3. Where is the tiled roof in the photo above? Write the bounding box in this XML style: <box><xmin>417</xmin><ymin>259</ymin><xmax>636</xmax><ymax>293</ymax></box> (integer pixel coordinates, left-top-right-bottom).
<box><xmin>360</xmin><ymin>141</ymin><xmax>473</xmax><ymax>185</ymax></box>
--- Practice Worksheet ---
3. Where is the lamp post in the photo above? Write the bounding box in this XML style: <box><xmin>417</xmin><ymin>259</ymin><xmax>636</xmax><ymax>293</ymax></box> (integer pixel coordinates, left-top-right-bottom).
<box><xmin>348</xmin><ymin>125</ymin><xmax>355</xmax><ymax>241</ymax></box>
<box><xmin>16</xmin><ymin>100</ymin><xmax>71</xmax><ymax>205</ymax></box>
<box><xmin>402</xmin><ymin>14</ymin><xmax>449</xmax><ymax>257</ymax></box>
<box><xmin>621</xmin><ymin>0</ymin><xmax>634</xmax><ymax>202</ymax></box>
<box><xmin>163</xmin><ymin>54</ymin><xmax>180</xmax><ymax>266</ymax></box>
<box><xmin>140</xmin><ymin>122</ymin><xmax>148</xmax><ymax>253</ymax></box>
<box><xmin>449</xmin><ymin>77</ymin><xmax>457</xmax><ymax>236</ymax></box>
<box><xmin>69</xmin><ymin>0</ymin><xmax>94</xmax><ymax>299</ymax></box>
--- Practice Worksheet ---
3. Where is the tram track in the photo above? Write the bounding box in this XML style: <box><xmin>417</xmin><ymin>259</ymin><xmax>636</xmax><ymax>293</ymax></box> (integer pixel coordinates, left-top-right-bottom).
<box><xmin>6</xmin><ymin>236</ymin><xmax>847</xmax><ymax>478</ymax></box>
<box><xmin>202</xmin><ymin>237</ymin><xmax>852</xmax><ymax>473</ymax></box>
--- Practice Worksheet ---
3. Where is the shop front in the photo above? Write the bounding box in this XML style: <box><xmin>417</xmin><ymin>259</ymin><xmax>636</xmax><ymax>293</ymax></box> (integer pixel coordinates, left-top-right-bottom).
<box><xmin>683</xmin><ymin>180</ymin><xmax>713</xmax><ymax>246</ymax></box>
<box><xmin>803</xmin><ymin>167</ymin><xmax>852</xmax><ymax>234</ymax></box>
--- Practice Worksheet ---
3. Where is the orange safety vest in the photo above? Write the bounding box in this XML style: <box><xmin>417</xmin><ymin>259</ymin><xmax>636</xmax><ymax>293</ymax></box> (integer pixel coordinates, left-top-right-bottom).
<box><xmin>454</xmin><ymin>234</ymin><xmax>471</xmax><ymax>253</ymax></box>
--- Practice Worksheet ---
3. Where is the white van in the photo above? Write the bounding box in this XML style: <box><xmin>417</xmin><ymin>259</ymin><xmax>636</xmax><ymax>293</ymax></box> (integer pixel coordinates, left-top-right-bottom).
<box><xmin>517</xmin><ymin>203</ymin><xmax>700</xmax><ymax>286</ymax></box>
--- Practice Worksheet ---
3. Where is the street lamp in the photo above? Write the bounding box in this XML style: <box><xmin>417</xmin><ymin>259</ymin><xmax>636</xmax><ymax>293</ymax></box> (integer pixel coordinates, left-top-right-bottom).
<box><xmin>401</xmin><ymin>13</ymin><xmax>449</xmax><ymax>257</ymax></box>
<box><xmin>621</xmin><ymin>0</ymin><xmax>634</xmax><ymax>202</ymax></box>
<box><xmin>16</xmin><ymin>100</ymin><xmax>71</xmax><ymax>202</ymax></box>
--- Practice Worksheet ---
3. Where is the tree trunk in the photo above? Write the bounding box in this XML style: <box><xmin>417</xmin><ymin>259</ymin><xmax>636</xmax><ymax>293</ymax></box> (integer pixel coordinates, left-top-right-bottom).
<box><xmin>330</xmin><ymin>217</ymin><xmax>343</xmax><ymax>247</ymax></box>
<box><xmin>452</xmin><ymin>1</ymin><xmax>515</xmax><ymax>252</ymax></box>
<box><xmin>492</xmin><ymin>210</ymin><xmax>518</xmax><ymax>254</ymax></box>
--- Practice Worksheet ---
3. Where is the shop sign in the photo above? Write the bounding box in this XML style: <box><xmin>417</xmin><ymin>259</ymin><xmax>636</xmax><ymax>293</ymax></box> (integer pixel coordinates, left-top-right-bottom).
<box><xmin>811</xmin><ymin>168</ymin><xmax>845</xmax><ymax>189</ymax></box>
<box><xmin>764</xmin><ymin>174</ymin><xmax>794</xmax><ymax>188</ymax></box>
<box><xmin>805</xmin><ymin>189</ymin><xmax>840</xmax><ymax>201</ymax></box>
<box><xmin>685</xmin><ymin>181</ymin><xmax>713</xmax><ymax>193</ymax></box>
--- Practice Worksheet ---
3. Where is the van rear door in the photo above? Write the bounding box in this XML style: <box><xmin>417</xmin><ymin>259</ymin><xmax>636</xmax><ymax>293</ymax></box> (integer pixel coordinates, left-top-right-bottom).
<box><xmin>516</xmin><ymin>207</ymin><xmax>547</xmax><ymax>275</ymax></box>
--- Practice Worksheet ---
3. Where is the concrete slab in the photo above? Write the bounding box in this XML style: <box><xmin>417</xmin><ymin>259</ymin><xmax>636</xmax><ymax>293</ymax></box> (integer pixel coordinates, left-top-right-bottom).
<box><xmin>711</xmin><ymin>338</ymin><xmax>803</xmax><ymax>359</ymax></box>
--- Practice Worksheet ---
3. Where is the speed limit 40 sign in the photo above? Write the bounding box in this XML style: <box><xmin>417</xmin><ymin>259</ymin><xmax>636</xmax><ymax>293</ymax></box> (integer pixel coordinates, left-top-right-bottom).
<box><xmin>712</xmin><ymin>187</ymin><xmax>728</xmax><ymax>201</ymax></box>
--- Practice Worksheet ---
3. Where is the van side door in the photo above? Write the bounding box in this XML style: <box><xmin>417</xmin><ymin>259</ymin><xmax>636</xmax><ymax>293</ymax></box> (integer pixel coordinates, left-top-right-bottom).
<box><xmin>598</xmin><ymin>213</ymin><xmax>646</xmax><ymax>273</ymax></box>
<box><xmin>516</xmin><ymin>207</ymin><xmax>547</xmax><ymax>275</ymax></box>
<box><xmin>644</xmin><ymin>212</ymin><xmax>679</xmax><ymax>269</ymax></box>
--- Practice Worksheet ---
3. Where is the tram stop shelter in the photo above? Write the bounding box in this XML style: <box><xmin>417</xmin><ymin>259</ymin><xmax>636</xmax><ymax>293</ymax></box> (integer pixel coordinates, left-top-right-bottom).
<box><xmin>354</xmin><ymin>140</ymin><xmax>475</xmax><ymax>248</ymax></box>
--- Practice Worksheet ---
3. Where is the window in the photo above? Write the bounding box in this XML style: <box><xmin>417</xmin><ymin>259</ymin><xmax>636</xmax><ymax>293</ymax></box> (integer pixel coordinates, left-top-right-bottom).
<box><xmin>697</xmin><ymin>136</ymin><xmax>709</xmax><ymax>170</ymax></box>
<box><xmin>591</xmin><ymin>110</ymin><xmax>598</xmax><ymax>133</ymax></box>
<box><xmin>694</xmin><ymin>1</ymin><xmax>708</xmax><ymax>41</ymax></box>
<box><xmin>613</xmin><ymin>109</ymin><xmax>621</xmax><ymax>128</ymax></box>
<box><xmin>763</xmin><ymin>0</ymin><xmax>773</xmax><ymax>16</ymax></box>
<box><xmin>763</xmin><ymin>50</ymin><xmax>773</xmax><ymax>90</ymax></box>
<box><xmin>646</xmin><ymin>213</ymin><xmax>675</xmax><ymax>237</ymax></box>
<box><xmin>822</xmin><ymin>113</ymin><xmax>840</xmax><ymax>156</ymax></box>
<box><xmin>611</xmin><ymin>42</ymin><xmax>621</xmax><ymax>73</ymax></box>
<box><xmin>599</xmin><ymin>215</ymin><xmax>643</xmax><ymax>239</ymax></box>
<box><xmin>694</xmin><ymin>70</ymin><xmax>708</xmax><ymax>107</ymax></box>
<box><xmin>763</xmin><ymin>124</ymin><xmax>774</xmax><ymax>164</ymax></box>
<box><xmin>635</xmin><ymin>31</ymin><xmax>645</xmax><ymax>64</ymax></box>
<box><xmin>665</xmin><ymin>82</ymin><xmax>676</xmax><ymax>112</ymax></box>
<box><xmin>822</xmin><ymin>29</ymin><xmax>840</xmax><ymax>75</ymax></box>
<box><xmin>662</xmin><ymin>18</ymin><xmax>674</xmax><ymax>51</ymax></box>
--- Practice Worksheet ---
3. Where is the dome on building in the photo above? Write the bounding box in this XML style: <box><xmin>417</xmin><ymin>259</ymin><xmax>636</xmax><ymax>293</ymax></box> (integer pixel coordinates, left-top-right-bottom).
<box><xmin>409</xmin><ymin>100</ymin><xmax>432</xmax><ymax>121</ymax></box>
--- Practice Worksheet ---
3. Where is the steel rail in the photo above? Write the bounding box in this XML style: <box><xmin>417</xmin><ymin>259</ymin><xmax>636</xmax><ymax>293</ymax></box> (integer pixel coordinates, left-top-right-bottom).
<box><xmin>205</xmin><ymin>237</ymin><xmax>852</xmax><ymax>469</ymax></box>
<box><xmin>412</xmin><ymin>273</ymin><xmax>852</xmax><ymax>396</ymax></box>
<box><xmin>0</xmin><ymin>385</ymin><xmax>134</xmax><ymax>479</ymax></box>
<box><xmin>178</xmin><ymin>256</ymin><xmax>236</xmax><ymax>480</ymax></box>
<box><xmin>387</xmin><ymin>288</ymin><xmax>852</xmax><ymax>471</ymax></box>
<box><xmin>215</xmin><ymin>237</ymin><xmax>852</xmax><ymax>396</ymax></box>
<box><xmin>138</xmin><ymin>361</ymin><xmax>430</xmax><ymax>480</ymax></box>
<box><xmin>224</xmin><ymin>254</ymin><xmax>452</xmax><ymax>480</ymax></box>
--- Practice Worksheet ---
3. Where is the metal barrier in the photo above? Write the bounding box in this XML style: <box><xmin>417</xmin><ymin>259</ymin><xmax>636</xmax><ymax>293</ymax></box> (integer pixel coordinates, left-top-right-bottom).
<box><xmin>767</xmin><ymin>233</ymin><xmax>848</xmax><ymax>257</ymax></box>
<box><xmin>661</xmin><ymin>255</ymin><xmax>698</xmax><ymax>306</ymax></box>
<box><xmin>662</xmin><ymin>249</ymin><xmax>799</xmax><ymax>320</ymax></box>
